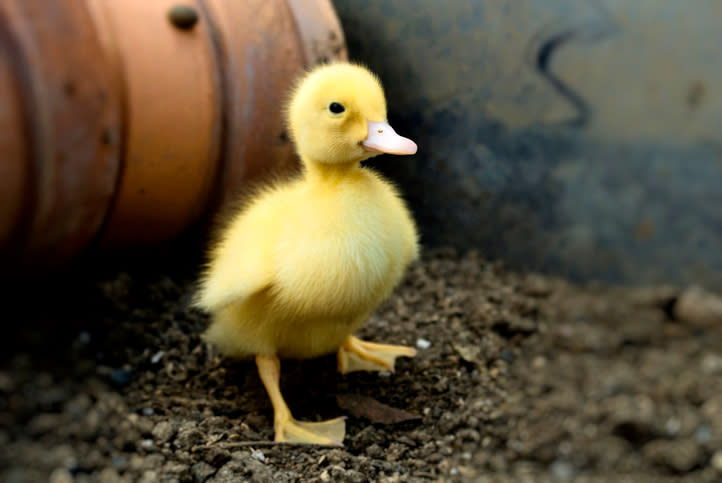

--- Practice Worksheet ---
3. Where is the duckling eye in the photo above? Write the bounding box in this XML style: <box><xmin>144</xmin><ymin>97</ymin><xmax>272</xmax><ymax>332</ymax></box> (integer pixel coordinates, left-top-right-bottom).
<box><xmin>328</xmin><ymin>102</ymin><xmax>345</xmax><ymax>114</ymax></box>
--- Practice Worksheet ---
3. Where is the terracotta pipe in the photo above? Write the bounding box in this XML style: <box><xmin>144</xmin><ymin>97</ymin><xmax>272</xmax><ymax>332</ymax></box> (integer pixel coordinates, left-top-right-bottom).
<box><xmin>0</xmin><ymin>0</ymin><xmax>347</xmax><ymax>269</ymax></box>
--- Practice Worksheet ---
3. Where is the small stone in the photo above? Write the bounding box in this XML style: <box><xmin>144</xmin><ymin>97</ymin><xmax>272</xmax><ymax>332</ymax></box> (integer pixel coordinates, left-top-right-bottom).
<box><xmin>212</xmin><ymin>460</ymin><xmax>245</xmax><ymax>482</ymax></box>
<box><xmin>499</xmin><ymin>350</ymin><xmax>514</xmax><ymax>364</ymax></box>
<box><xmin>712</xmin><ymin>450</ymin><xmax>722</xmax><ymax>473</ymax></box>
<box><xmin>0</xmin><ymin>371</ymin><xmax>14</xmax><ymax>392</ymax></box>
<box><xmin>244</xmin><ymin>414</ymin><xmax>266</xmax><ymax>430</ymax></box>
<box><xmin>549</xmin><ymin>459</ymin><xmax>575</xmax><ymax>481</ymax></box>
<box><xmin>325</xmin><ymin>449</ymin><xmax>347</xmax><ymax>466</ymax></box>
<box><xmin>175</xmin><ymin>421</ymin><xmax>205</xmax><ymax>448</ymax></box>
<box><xmin>701</xmin><ymin>353</ymin><xmax>722</xmax><ymax>374</ymax></box>
<box><xmin>664</xmin><ymin>417</ymin><xmax>681</xmax><ymax>436</ymax></box>
<box><xmin>674</xmin><ymin>286</ymin><xmax>722</xmax><ymax>327</ymax></box>
<box><xmin>152</xmin><ymin>421</ymin><xmax>176</xmax><ymax>444</ymax></box>
<box><xmin>28</xmin><ymin>413</ymin><xmax>60</xmax><ymax>436</ymax></box>
<box><xmin>694</xmin><ymin>425</ymin><xmax>711</xmax><ymax>443</ymax></box>
<box><xmin>138</xmin><ymin>470</ymin><xmax>158</xmax><ymax>483</ymax></box>
<box><xmin>143</xmin><ymin>454</ymin><xmax>166</xmax><ymax>471</ymax></box>
<box><xmin>111</xmin><ymin>455</ymin><xmax>128</xmax><ymax>471</ymax></box>
<box><xmin>340</xmin><ymin>469</ymin><xmax>367</xmax><ymax>482</ymax></box>
<box><xmin>328</xmin><ymin>465</ymin><xmax>347</xmax><ymax>480</ymax></box>
<box><xmin>163</xmin><ymin>462</ymin><xmax>189</xmax><ymax>478</ymax></box>
<box><xmin>97</xmin><ymin>467</ymin><xmax>121</xmax><ymax>483</ymax></box>
<box><xmin>452</xmin><ymin>343</ymin><xmax>480</xmax><ymax>363</ymax></box>
<box><xmin>49</xmin><ymin>468</ymin><xmax>74</xmax><ymax>483</ymax></box>
<box><xmin>365</xmin><ymin>444</ymin><xmax>383</xmax><ymax>458</ymax></box>
<box><xmin>250</xmin><ymin>449</ymin><xmax>266</xmax><ymax>463</ymax></box>
<box><xmin>110</xmin><ymin>368</ymin><xmax>133</xmax><ymax>388</ymax></box>
<box><xmin>142</xmin><ymin>407</ymin><xmax>154</xmax><ymax>417</ymax></box>
<box><xmin>140</xmin><ymin>439</ymin><xmax>154</xmax><ymax>449</ymax></box>
<box><xmin>521</xmin><ymin>274</ymin><xmax>552</xmax><ymax>296</ymax></box>
<box><xmin>151</xmin><ymin>351</ymin><xmax>165</xmax><ymax>364</ymax></box>
<box><xmin>643</xmin><ymin>439</ymin><xmax>703</xmax><ymax>472</ymax></box>
<box><xmin>192</xmin><ymin>462</ymin><xmax>217</xmax><ymax>481</ymax></box>
<box><xmin>134</xmin><ymin>416</ymin><xmax>155</xmax><ymax>436</ymax></box>
<box><xmin>416</xmin><ymin>338</ymin><xmax>431</xmax><ymax>350</ymax></box>
<box><xmin>204</xmin><ymin>447</ymin><xmax>231</xmax><ymax>467</ymax></box>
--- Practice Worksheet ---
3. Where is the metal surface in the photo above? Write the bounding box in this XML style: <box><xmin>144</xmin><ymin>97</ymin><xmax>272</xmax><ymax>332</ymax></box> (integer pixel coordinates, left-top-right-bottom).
<box><xmin>333</xmin><ymin>0</ymin><xmax>722</xmax><ymax>288</ymax></box>
<box><xmin>0</xmin><ymin>0</ymin><xmax>121</xmax><ymax>267</ymax></box>
<box><xmin>205</xmin><ymin>0</ymin><xmax>348</xmax><ymax>206</ymax></box>
<box><xmin>0</xmin><ymin>0</ymin><xmax>347</xmax><ymax>268</ymax></box>
<box><xmin>0</xmin><ymin>19</ymin><xmax>28</xmax><ymax>250</ymax></box>
<box><xmin>89</xmin><ymin>0</ymin><xmax>223</xmax><ymax>246</ymax></box>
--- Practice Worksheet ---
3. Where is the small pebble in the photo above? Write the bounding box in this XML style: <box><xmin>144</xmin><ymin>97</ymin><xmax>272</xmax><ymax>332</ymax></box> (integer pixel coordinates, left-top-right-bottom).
<box><xmin>251</xmin><ymin>449</ymin><xmax>266</xmax><ymax>462</ymax></box>
<box><xmin>550</xmin><ymin>459</ymin><xmax>575</xmax><ymax>481</ymax></box>
<box><xmin>152</xmin><ymin>421</ymin><xmax>176</xmax><ymax>444</ymax></box>
<box><xmin>0</xmin><ymin>371</ymin><xmax>14</xmax><ymax>392</ymax></box>
<box><xmin>142</xmin><ymin>407</ymin><xmax>154</xmax><ymax>417</ymax></box>
<box><xmin>151</xmin><ymin>351</ymin><xmax>165</xmax><ymax>364</ymax></box>
<box><xmin>643</xmin><ymin>439</ymin><xmax>702</xmax><ymax>472</ymax></box>
<box><xmin>112</xmin><ymin>455</ymin><xmax>128</xmax><ymax>470</ymax></box>
<box><xmin>416</xmin><ymin>338</ymin><xmax>431</xmax><ymax>350</ymax></box>
<box><xmin>191</xmin><ymin>462</ymin><xmax>216</xmax><ymax>482</ymax></box>
<box><xmin>694</xmin><ymin>425</ymin><xmax>711</xmax><ymax>443</ymax></box>
<box><xmin>141</xmin><ymin>439</ymin><xmax>154</xmax><ymax>449</ymax></box>
<box><xmin>701</xmin><ymin>353</ymin><xmax>722</xmax><ymax>374</ymax></box>
<box><xmin>49</xmin><ymin>468</ymin><xmax>74</xmax><ymax>483</ymax></box>
<box><xmin>712</xmin><ymin>450</ymin><xmax>722</xmax><ymax>473</ymax></box>
<box><xmin>665</xmin><ymin>417</ymin><xmax>681</xmax><ymax>436</ymax></box>
<box><xmin>110</xmin><ymin>368</ymin><xmax>133</xmax><ymax>388</ymax></box>
<box><xmin>499</xmin><ymin>350</ymin><xmax>514</xmax><ymax>364</ymax></box>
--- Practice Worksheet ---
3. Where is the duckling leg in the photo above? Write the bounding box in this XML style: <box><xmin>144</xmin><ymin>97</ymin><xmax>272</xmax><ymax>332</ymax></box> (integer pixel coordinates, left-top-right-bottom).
<box><xmin>337</xmin><ymin>336</ymin><xmax>417</xmax><ymax>374</ymax></box>
<box><xmin>255</xmin><ymin>355</ymin><xmax>346</xmax><ymax>446</ymax></box>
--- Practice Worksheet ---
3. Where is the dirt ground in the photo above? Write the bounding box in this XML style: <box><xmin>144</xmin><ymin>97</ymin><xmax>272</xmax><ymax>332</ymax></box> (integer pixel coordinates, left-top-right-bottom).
<box><xmin>2</xmin><ymin>245</ymin><xmax>722</xmax><ymax>482</ymax></box>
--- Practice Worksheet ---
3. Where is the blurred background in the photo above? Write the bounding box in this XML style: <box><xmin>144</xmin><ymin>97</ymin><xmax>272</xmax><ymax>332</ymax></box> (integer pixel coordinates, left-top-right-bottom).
<box><xmin>334</xmin><ymin>0</ymin><xmax>722</xmax><ymax>289</ymax></box>
<box><xmin>1</xmin><ymin>0</ymin><xmax>720</xmax><ymax>288</ymax></box>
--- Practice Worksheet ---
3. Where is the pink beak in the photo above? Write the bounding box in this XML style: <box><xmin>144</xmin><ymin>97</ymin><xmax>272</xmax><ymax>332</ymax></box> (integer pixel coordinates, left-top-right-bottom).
<box><xmin>362</xmin><ymin>121</ymin><xmax>417</xmax><ymax>155</ymax></box>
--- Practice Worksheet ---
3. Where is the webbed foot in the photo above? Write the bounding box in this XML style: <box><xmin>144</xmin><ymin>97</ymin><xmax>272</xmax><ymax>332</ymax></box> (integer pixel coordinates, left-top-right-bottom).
<box><xmin>274</xmin><ymin>415</ymin><xmax>346</xmax><ymax>446</ymax></box>
<box><xmin>337</xmin><ymin>335</ymin><xmax>416</xmax><ymax>374</ymax></box>
<box><xmin>256</xmin><ymin>354</ymin><xmax>345</xmax><ymax>446</ymax></box>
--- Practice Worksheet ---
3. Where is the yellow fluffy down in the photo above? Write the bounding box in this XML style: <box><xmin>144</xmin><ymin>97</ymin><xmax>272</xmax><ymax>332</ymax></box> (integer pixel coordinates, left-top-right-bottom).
<box><xmin>194</xmin><ymin>61</ymin><xmax>419</xmax><ymax>360</ymax></box>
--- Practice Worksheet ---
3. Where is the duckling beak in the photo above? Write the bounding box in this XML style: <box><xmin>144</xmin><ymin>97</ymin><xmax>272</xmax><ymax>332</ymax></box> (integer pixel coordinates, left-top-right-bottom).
<box><xmin>362</xmin><ymin>121</ymin><xmax>417</xmax><ymax>155</ymax></box>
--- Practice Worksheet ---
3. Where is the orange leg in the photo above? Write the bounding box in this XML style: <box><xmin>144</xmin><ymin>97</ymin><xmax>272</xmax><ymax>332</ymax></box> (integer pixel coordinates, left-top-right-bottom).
<box><xmin>337</xmin><ymin>336</ymin><xmax>417</xmax><ymax>374</ymax></box>
<box><xmin>255</xmin><ymin>355</ymin><xmax>345</xmax><ymax>445</ymax></box>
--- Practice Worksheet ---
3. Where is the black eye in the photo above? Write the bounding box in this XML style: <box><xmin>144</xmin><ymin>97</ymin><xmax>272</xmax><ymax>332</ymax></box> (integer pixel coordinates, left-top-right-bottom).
<box><xmin>329</xmin><ymin>102</ymin><xmax>345</xmax><ymax>114</ymax></box>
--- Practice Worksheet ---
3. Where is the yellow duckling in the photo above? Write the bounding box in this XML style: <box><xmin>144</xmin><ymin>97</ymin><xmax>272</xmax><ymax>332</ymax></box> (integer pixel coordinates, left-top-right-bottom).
<box><xmin>194</xmin><ymin>62</ymin><xmax>419</xmax><ymax>446</ymax></box>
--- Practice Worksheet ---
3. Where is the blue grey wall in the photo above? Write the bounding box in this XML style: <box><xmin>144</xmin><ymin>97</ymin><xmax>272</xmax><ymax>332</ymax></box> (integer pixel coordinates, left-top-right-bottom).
<box><xmin>334</xmin><ymin>0</ymin><xmax>722</xmax><ymax>288</ymax></box>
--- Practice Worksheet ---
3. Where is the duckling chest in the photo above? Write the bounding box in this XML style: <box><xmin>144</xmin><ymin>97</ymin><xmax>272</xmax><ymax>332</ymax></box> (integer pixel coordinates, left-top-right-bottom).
<box><xmin>273</xmin><ymin>180</ymin><xmax>409</xmax><ymax>314</ymax></box>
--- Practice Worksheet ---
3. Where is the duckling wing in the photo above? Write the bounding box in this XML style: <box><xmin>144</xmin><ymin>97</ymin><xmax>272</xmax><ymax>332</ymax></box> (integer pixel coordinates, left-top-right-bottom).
<box><xmin>194</xmin><ymin>197</ymin><xmax>279</xmax><ymax>312</ymax></box>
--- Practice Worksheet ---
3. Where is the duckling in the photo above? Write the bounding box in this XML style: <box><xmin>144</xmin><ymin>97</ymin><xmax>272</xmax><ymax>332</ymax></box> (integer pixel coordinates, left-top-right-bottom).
<box><xmin>194</xmin><ymin>62</ymin><xmax>419</xmax><ymax>446</ymax></box>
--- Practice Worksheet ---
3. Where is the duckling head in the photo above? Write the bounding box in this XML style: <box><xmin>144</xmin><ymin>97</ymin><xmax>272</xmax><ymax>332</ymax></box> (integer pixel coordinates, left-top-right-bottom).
<box><xmin>286</xmin><ymin>62</ymin><xmax>417</xmax><ymax>166</ymax></box>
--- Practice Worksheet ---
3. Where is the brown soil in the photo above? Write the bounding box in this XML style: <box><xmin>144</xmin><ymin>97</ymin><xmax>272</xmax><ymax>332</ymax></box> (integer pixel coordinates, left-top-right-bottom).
<box><xmin>2</xmin><ymin>247</ymin><xmax>722</xmax><ymax>482</ymax></box>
